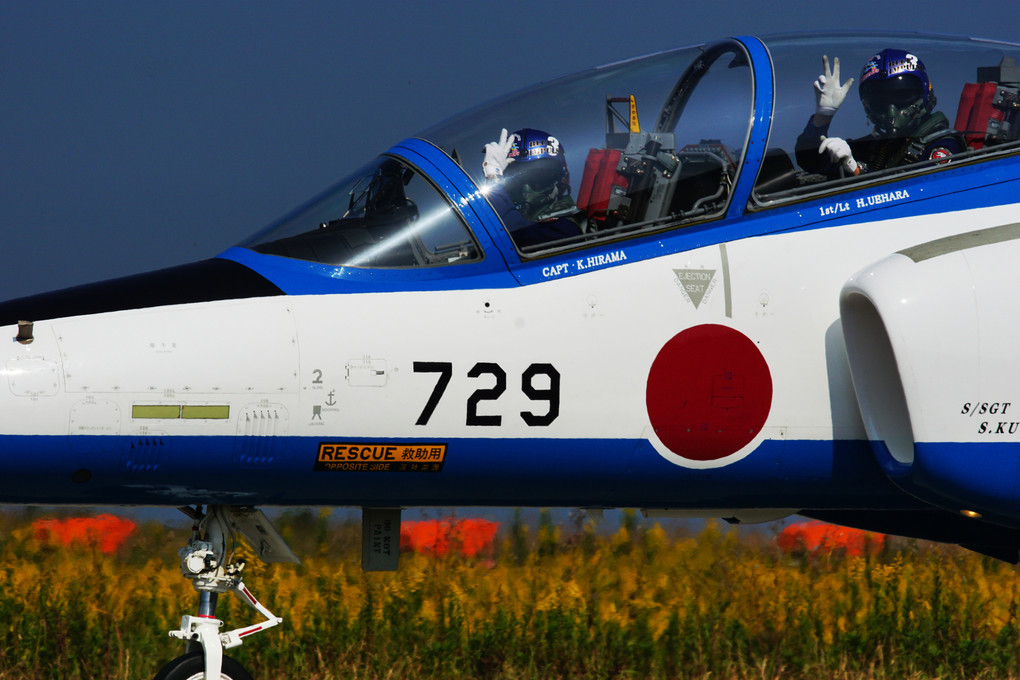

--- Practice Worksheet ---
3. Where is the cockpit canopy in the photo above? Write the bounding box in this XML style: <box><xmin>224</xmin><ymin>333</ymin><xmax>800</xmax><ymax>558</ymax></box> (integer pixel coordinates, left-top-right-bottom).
<box><xmin>244</xmin><ymin>33</ymin><xmax>1020</xmax><ymax>268</ymax></box>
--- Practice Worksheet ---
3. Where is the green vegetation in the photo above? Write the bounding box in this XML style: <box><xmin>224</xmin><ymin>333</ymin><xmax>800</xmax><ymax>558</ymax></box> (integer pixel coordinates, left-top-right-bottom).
<box><xmin>0</xmin><ymin>509</ymin><xmax>1017</xmax><ymax>679</ymax></box>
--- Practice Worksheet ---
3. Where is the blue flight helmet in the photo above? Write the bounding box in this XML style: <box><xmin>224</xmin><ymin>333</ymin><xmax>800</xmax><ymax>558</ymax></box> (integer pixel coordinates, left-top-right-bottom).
<box><xmin>502</xmin><ymin>128</ymin><xmax>571</xmax><ymax>220</ymax></box>
<box><xmin>858</xmin><ymin>49</ymin><xmax>936</xmax><ymax>137</ymax></box>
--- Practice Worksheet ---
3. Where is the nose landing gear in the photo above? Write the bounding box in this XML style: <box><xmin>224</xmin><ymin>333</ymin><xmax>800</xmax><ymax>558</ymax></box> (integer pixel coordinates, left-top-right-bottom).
<box><xmin>153</xmin><ymin>505</ymin><xmax>299</xmax><ymax>680</ymax></box>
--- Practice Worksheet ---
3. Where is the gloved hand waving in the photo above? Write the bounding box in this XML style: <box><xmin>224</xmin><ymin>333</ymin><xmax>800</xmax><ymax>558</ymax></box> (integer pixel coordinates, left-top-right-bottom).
<box><xmin>482</xmin><ymin>128</ymin><xmax>518</xmax><ymax>180</ymax></box>
<box><xmin>814</xmin><ymin>55</ymin><xmax>854</xmax><ymax>118</ymax></box>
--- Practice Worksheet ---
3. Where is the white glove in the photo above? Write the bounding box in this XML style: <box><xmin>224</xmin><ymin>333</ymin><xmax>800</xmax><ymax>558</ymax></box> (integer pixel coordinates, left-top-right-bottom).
<box><xmin>814</xmin><ymin>55</ymin><xmax>854</xmax><ymax>118</ymax></box>
<box><xmin>819</xmin><ymin>135</ymin><xmax>859</xmax><ymax>175</ymax></box>
<box><xmin>482</xmin><ymin>128</ymin><xmax>518</xmax><ymax>179</ymax></box>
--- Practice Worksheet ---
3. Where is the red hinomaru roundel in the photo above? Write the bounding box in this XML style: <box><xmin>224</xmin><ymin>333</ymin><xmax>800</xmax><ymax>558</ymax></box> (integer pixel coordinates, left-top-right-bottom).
<box><xmin>646</xmin><ymin>324</ymin><xmax>773</xmax><ymax>461</ymax></box>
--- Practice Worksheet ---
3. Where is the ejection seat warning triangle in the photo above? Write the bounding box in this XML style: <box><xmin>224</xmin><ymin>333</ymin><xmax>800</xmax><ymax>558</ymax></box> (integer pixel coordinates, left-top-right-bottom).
<box><xmin>674</xmin><ymin>269</ymin><xmax>716</xmax><ymax>309</ymax></box>
<box><xmin>362</xmin><ymin>508</ymin><xmax>401</xmax><ymax>571</ymax></box>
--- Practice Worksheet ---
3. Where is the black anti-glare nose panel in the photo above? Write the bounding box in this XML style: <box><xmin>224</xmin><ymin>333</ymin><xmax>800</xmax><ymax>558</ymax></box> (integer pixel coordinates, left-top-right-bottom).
<box><xmin>0</xmin><ymin>259</ymin><xmax>284</xmax><ymax>326</ymax></box>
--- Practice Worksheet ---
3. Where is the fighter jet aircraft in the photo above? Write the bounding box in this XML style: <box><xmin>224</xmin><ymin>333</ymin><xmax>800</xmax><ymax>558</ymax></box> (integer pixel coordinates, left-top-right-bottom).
<box><xmin>3</xmin><ymin>31</ymin><xmax>1020</xmax><ymax>679</ymax></box>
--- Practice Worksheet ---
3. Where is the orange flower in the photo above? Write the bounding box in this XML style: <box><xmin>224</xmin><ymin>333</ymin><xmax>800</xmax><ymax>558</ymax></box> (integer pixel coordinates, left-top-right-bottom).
<box><xmin>32</xmin><ymin>514</ymin><xmax>137</xmax><ymax>553</ymax></box>
<box><xmin>400</xmin><ymin>518</ymin><xmax>499</xmax><ymax>557</ymax></box>
<box><xmin>777</xmin><ymin>520</ymin><xmax>884</xmax><ymax>556</ymax></box>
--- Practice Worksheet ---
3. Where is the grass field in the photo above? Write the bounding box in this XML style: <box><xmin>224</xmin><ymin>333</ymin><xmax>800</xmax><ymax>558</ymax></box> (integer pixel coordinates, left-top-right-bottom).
<box><xmin>0</xmin><ymin>508</ymin><xmax>1018</xmax><ymax>679</ymax></box>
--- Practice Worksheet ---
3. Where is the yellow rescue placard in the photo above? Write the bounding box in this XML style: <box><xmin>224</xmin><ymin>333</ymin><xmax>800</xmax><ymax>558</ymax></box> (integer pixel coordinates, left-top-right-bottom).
<box><xmin>315</xmin><ymin>443</ymin><xmax>447</xmax><ymax>472</ymax></box>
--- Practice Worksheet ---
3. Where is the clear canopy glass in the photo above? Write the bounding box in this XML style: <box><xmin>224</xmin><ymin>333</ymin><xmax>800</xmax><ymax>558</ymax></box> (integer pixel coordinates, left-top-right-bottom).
<box><xmin>244</xmin><ymin>156</ymin><xmax>480</xmax><ymax>268</ymax></box>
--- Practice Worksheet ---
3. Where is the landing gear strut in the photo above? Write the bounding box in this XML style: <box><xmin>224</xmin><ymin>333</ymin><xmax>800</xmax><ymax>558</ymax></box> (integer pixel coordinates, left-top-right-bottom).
<box><xmin>153</xmin><ymin>505</ymin><xmax>299</xmax><ymax>680</ymax></box>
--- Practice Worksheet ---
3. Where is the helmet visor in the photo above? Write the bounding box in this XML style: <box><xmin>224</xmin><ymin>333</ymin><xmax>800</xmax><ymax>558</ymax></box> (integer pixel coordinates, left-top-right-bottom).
<box><xmin>860</xmin><ymin>75</ymin><xmax>924</xmax><ymax>110</ymax></box>
<box><xmin>503</xmin><ymin>157</ymin><xmax>566</xmax><ymax>202</ymax></box>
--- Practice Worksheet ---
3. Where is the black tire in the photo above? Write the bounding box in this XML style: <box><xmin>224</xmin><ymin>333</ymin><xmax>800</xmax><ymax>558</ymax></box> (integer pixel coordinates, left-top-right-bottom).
<box><xmin>153</xmin><ymin>652</ymin><xmax>253</xmax><ymax>680</ymax></box>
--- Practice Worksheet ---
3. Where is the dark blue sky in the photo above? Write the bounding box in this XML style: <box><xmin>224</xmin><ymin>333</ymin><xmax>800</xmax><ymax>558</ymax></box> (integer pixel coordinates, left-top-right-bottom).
<box><xmin>2</xmin><ymin>1</ymin><xmax>1018</xmax><ymax>300</ymax></box>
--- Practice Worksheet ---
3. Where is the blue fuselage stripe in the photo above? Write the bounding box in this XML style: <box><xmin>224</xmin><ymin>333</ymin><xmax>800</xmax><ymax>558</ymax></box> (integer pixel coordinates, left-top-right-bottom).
<box><xmin>0</xmin><ymin>434</ymin><xmax>916</xmax><ymax>509</ymax></box>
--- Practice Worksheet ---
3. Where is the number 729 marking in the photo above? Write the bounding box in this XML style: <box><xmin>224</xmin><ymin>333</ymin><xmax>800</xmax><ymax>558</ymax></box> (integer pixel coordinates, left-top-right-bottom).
<box><xmin>413</xmin><ymin>361</ymin><xmax>560</xmax><ymax>426</ymax></box>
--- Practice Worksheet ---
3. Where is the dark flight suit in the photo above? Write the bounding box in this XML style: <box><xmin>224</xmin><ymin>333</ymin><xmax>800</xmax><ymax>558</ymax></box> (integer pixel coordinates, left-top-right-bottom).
<box><xmin>796</xmin><ymin>111</ymin><xmax>966</xmax><ymax>177</ymax></box>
